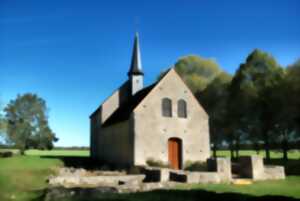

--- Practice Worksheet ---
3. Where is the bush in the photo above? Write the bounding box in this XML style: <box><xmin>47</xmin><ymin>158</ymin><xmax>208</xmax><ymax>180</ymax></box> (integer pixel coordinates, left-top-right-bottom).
<box><xmin>0</xmin><ymin>151</ymin><xmax>13</xmax><ymax>158</ymax></box>
<box><xmin>146</xmin><ymin>158</ymin><xmax>169</xmax><ymax>168</ymax></box>
<box><xmin>184</xmin><ymin>160</ymin><xmax>207</xmax><ymax>171</ymax></box>
<box><xmin>128</xmin><ymin>166</ymin><xmax>142</xmax><ymax>174</ymax></box>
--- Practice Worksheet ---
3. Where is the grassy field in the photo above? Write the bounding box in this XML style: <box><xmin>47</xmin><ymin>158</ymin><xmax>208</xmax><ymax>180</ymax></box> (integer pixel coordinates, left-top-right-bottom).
<box><xmin>0</xmin><ymin>149</ymin><xmax>300</xmax><ymax>201</ymax></box>
<box><xmin>0</xmin><ymin>155</ymin><xmax>62</xmax><ymax>201</ymax></box>
<box><xmin>177</xmin><ymin>176</ymin><xmax>300</xmax><ymax>198</ymax></box>
<box><xmin>0</xmin><ymin>149</ymin><xmax>91</xmax><ymax>201</ymax></box>
<box><xmin>216</xmin><ymin>149</ymin><xmax>300</xmax><ymax>159</ymax></box>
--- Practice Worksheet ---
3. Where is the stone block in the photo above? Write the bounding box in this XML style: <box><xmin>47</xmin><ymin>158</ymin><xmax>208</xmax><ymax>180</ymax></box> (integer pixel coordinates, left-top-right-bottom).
<box><xmin>236</xmin><ymin>156</ymin><xmax>285</xmax><ymax>181</ymax></box>
<box><xmin>169</xmin><ymin>170</ymin><xmax>187</xmax><ymax>182</ymax></box>
<box><xmin>207</xmin><ymin>157</ymin><xmax>232</xmax><ymax>182</ymax></box>
<box><xmin>186</xmin><ymin>172</ymin><xmax>200</xmax><ymax>183</ymax></box>
<box><xmin>143</xmin><ymin>167</ymin><xmax>170</xmax><ymax>182</ymax></box>
<box><xmin>169</xmin><ymin>171</ymin><xmax>221</xmax><ymax>184</ymax></box>
<box><xmin>48</xmin><ymin>175</ymin><xmax>145</xmax><ymax>188</ymax></box>
<box><xmin>198</xmin><ymin>172</ymin><xmax>221</xmax><ymax>184</ymax></box>
<box><xmin>238</xmin><ymin>156</ymin><xmax>265</xmax><ymax>180</ymax></box>
<box><xmin>250</xmin><ymin>156</ymin><xmax>265</xmax><ymax>180</ymax></box>
<box><xmin>264</xmin><ymin>166</ymin><xmax>285</xmax><ymax>180</ymax></box>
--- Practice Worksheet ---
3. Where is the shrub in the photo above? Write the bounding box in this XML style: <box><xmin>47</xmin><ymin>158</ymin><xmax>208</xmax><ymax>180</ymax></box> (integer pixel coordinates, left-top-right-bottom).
<box><xmin>0</xmin><ymin>151</ymin><xmax>13</xmax><ymax>158</ymax></box>
<box><xmin>128</xmin><ymin>166</ymin><xmax>142</xmax><ymax>174</ymax></box>
<box><xmin>184</xmin><ymin>160</ymin><xmax>207</xmax><ymax>171</ymax></box>
<box><xmin>146</xmin><ymin>158</ymin><xmax>169</xmax><ymax>168</ymax></box>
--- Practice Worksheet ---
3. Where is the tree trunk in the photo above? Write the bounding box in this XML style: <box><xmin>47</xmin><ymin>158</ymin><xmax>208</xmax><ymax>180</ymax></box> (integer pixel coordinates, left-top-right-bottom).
<box><xmin>235</xmin><ymin>139</ymin><xmax>240</xmax><ymax>159</ymax></box>
<box><xmin>262</xmin><ymin>104</ymin><xmax>272</xmax><ymax>161</ymax></box>
<box><xmin>262</xmin><ymin>122</ymin><xmax>271</xmax><ymax>161</ymax></box>
<box><xmin>264</xmin><ymin>135</ymin><xmax>270</xmax><ymax>161</ymax></box>
<box><xmin>230</xmin><ymin>143</ymin><xmax>235</xmax><ymax>159</ymax></box>
<box><xmin>282</xmin><ymin>131</ymin><xmax>288</xmax><ymax>161</ymax></box>
<box><xmin>212</xmin><ymin>144</ymin><xmax>217</xmax><ymax>158</ymax></box>
<box><xmin>254</xmin><ymin>142</ymin><xmax>260</xmax><ymax>154</ymax></box>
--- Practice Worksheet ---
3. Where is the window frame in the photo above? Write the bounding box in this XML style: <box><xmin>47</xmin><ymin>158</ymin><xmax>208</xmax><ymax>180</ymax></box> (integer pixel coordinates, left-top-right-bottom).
<box><xmin>162</xmin><ymin>98</ymin><xmax>172</xmax><ymax>117</ymax></box>
<box><xmin>177</xmin><ymin>99</ymin><xmax>187</xmax><ymax>118</ymax></box>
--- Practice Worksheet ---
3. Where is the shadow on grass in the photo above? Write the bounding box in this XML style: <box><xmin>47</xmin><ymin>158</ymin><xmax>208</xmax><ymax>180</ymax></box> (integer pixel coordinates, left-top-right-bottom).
<box><xmin>32</xmin><ymin>188</ymin><xmax>300</xmax><ymax>201</ymax></box>
<box><xmin>40</xmin><ymin>155</ymin><xmax>103</xmax><ymax>170</ymax></box>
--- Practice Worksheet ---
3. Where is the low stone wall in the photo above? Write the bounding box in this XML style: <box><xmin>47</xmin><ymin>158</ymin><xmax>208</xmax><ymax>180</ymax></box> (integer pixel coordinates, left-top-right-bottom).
<box><xmin>237</xmin><ymin>156</ymin><xmax>264</xmax><ymax>179</ymax></box>
<box><xmin>49</xmin><ymin>157</ymin><xmax>285</xmax><ymax>191</ymax></box>
<box><xmin>142</xmin><ymin>166</ymin><xmax>223</xmax><ymax>184</ymax></box>
<box><xmin>49</xmin><ymin>175</ymin><xmax>145</xmax><ymax>188</ymax></box>
<box><xmin>45</xmin><ymin>183</ymin><xmax>177</xmax><ymax>201</ymax></box>
<box><xmin>207</xmin><ymin>158</ymin><xmax>232</xmax><ymax>182</ymax></box>
<box><xmin>235</xmin><ymin>156</ymin><xmax>285</xmax><ymax>180</ymax></box>
<box><xmin>58</xmin><ymin>167</ymin><xmax>126</xmax><ymax>177</ymax></box>
<box><xmin>170</xmin><ymin>171</ymin><xmax>221</xmax><ymax>184</ymax></box>
<box><xmin>264</xmin><ymin>165</ymin><xmax>285</xmax><ymax>180</ymax></box>
<box><xmin>142</xmin><ymin>167</ymin><xmax>170</xmax><ymax>182</ymax></box>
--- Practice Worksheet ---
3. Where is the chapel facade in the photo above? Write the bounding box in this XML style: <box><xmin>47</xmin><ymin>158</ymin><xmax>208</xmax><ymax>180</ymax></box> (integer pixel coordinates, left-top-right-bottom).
<box><xmin>90</xmin><ymin>33</ymin><xmax>210</xmax><ymax>169</ymax></box>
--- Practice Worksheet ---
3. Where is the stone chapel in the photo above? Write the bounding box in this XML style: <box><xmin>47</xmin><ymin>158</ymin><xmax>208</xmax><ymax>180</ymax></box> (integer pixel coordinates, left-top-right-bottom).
<box><xmin>90</xmin><ymin>33</ymin><xmax>210</xmax><ymax>169</ymax></box>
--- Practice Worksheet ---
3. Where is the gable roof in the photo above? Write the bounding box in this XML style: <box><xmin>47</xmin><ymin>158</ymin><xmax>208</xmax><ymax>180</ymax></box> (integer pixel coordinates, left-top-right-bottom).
<box><xmin>90</xmin><ymin>81</ymin><xmax>130</xmax><ymax>118</ymax></box>
<box><xmin>102</xmin><ymin>83</ymin><xmax>156</xmax><ymax>127</ymax></box>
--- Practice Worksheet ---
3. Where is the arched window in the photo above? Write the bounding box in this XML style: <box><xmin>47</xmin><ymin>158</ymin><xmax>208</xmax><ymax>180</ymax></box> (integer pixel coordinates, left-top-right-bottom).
<box><xmin>178</xmin><ymin>99</ymin><xmax>187</xmax><ymax>118</ymax></box>
<box><xmin>162</xmin><ymin>98</ymin><xmax>172</xmax><ymax>117</ymax></box>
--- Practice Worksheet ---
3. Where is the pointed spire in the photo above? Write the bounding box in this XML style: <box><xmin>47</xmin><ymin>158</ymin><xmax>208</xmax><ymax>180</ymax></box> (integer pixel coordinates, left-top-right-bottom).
<box><xmin>128</xmin><ymin>32</ymin><xmax>144</xmax><ymax>76</ymax></box>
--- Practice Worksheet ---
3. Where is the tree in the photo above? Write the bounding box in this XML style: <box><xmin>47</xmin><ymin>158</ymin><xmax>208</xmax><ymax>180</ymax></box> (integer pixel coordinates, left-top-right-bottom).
<box><xmin>286</xmin><ymin>59</ymin><xmax>300</xmax><ymax>129</ymax></box>
<box><xmin>198</xmin><ymin>72</ymin><xmax>232</xmax><ymax>157</ymax></box>
<box><xmin>158</xmin><ymin>55</ymin><xmax>222</xmax><ymax>93</ymax></box>
<box><xmin>0</xmin><ymin>101</ymin><xmax>7</xmax><ymax>143</ymax></box>
<box><xmin>4</xmin><ymin>93</ymin><xmax>58</xmax><ymax>154</ymax></box>
<box><xmin>229</xmin><ymin>49</ymin><xmax>284</xmax><ymax>161</ymax></box>
<box><xmin>273</xmin><ymin>59</ymin><xmax>300</xmax><ymax>160</ymax></box>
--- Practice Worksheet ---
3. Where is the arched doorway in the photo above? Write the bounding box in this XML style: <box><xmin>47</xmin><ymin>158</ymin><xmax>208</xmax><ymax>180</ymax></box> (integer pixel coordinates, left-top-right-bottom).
<box><xmin>168</xmin><ymin>138</ymin><xmax>182</xmax><ymax>169</ymax></box>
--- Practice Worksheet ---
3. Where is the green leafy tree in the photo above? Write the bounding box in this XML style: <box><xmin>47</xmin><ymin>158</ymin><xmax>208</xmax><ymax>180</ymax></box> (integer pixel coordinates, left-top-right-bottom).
<box><xmin>273</xmin><ymin>59</ymin><xmax>300</xmax><ymax>160</ymax></box>
<box><xmin>286</xmin><ymin>59</ymin><xmax>300</xmax><ymax>129</ymax></box>
<box><xmin>229</xmin><ymin>49</ymin><xmax>284</xmax><ymax>160</ymax></box>
<box><xmin>158</xmin><ymin>55</ymin><xmax>222</xmax><ymax>93</ymax></box>
<box><xmin>4</xmin><ymin>93</ymin><xmax>58</xmax><ymax>154</ymax></box>
<box><xmin>0</xmin><ymin>101</ymin><xmax>7</xmax><ymax>143</ymax></box>
<box><xmin>198</xmin><ymin>72</ymin><xmax>232</xmax><ymax>157</ymax></box>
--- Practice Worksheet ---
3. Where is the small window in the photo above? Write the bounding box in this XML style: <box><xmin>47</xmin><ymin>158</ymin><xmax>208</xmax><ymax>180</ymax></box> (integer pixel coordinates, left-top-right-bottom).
<box><xmin>178</xmin><ymin>99</ymin><xmax>187</xmax><ymax>118</ymax></box>
<box><xmin>162</xmin><ymin>98</ymin><xmax>172</xmax><ymax>117</ymax></box>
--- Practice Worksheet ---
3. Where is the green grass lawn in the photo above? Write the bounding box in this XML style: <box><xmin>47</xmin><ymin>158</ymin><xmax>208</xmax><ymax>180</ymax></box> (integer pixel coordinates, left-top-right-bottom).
<box><xmin>0</xmin><ymin>149</ymin><xmax>89</xmax><ymax>201</ymax></box>
<box><xmin>0</xmin><ymin>155</ymin><xmax>63</xmax><ymax>201</ymax></box>
<box><xmin>177</xmin><ymin>176</ymin><xmax>300</xmax><ymax>198</ymax></box>
<box><xmin>25</xmin><ymin>149</ymin><xmax>89</xmax><ymax>157</ymax></box>
<box><xmin>216</xmin><ymin>149</ymin><xmax>300</xmax><ymax>159</ymax></box>
<box><xmin>0</xmin><ymin>149</ymin><xmax>300</xmax><ymax>201</ymax></box>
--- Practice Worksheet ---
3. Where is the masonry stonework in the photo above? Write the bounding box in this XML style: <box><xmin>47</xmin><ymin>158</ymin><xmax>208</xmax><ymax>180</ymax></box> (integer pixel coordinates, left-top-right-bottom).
<box><xmin>90</xmin><ymin>34</ymin><xmax>211</xmax><ymax>169</ymax></box>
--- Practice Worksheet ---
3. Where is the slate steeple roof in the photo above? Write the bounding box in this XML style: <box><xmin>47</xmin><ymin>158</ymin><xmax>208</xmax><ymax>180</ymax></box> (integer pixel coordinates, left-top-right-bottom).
<box><xmin>128</xmin><ymin>32</ymin><xmax>144</xmax><ymax>76</ymax></box>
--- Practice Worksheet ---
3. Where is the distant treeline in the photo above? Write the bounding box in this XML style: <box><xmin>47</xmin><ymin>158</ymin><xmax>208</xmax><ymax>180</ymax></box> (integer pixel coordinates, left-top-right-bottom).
<box><xmin>218</xmin><ymin>141</ymin><xmax>300</xmax><ymax>151</ymax></box>
<box><xmin>53</xmin><ymin>146</ymin><xmax>90</xmax><ymax>150</ymax></box>
<box><xmin>0</xmin><ymin>144</ymin><xmax>89</xmax><ymax>151</ymax></box>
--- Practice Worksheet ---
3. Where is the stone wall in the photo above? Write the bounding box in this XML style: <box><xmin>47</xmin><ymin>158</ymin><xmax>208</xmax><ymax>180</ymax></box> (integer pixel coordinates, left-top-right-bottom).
<box><xmin>264</xmin><ymin>166</ymin><xmax>285</xmax><ymax>180</ymax></box>
<box><xmin>90</xmin><ymin>81</ymin><xmax>130</xmax><ymax>160</ymax></box>
<box><xmin>207</xmin><ymin>158</ymin><xmax>232</xmax><ymax>182</ymax></box>
<box><xmin>96</xmin><ymin>119</ymin><xmax>134</xmax><ymax>167</ymax></box>
<box><xmin>133</xmin><ymin>69</ymin><xmax>210</xmax><ymax>166</ymax></box>
<box><xmin>236</xmin><ymin>156</ymin><xmax>285</xmax><ymax>180</ymax></box>
<box><xmin>49</xmin><ymin>175</ymin><xmax>145</xmax><ymax>188</ymax></box>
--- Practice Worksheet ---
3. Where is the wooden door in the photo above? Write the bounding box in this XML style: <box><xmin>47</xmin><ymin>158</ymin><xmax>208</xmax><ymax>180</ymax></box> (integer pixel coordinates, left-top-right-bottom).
<box><xmin>168</xmin><ymin>138</ymin><xmax>182</xmax><ymax>169</ymax></box>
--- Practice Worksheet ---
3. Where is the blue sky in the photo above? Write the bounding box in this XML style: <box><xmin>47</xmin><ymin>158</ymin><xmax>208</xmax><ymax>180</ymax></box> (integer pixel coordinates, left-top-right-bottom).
<box><xmin>0</xmin><ymin>0</ymin><xmax>299</xmax><ymax>146</ymax></box>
